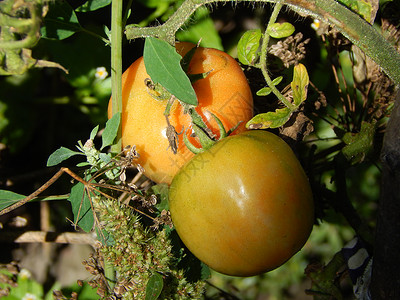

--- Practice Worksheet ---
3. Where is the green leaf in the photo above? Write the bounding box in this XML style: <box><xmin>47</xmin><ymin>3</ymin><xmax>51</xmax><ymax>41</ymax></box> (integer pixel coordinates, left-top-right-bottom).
<box><xmin>337</xmin><ymin>0</ymin><xmax>375</xmax><ymax>23</ymax></box>
<box><xmin>101</xmin><ymin>112</ymin><xmax>121</xmax><ymax>150</ymax></box>
<box><xmin>256</xmin><ymin>87</ymin><xmax>272</xmax><ymax>96</ymax></box>
<box><xmin>291</xmin><ymin>63</ymin><xmax>309</xmax><ymax>106</ymax></box>
<box><xmin>0</xmin><ymin>190</ymin><xmax>25</xmax><ymax>211</ymax></box>
<box><xmin>237</xmin><ymin>29</ymin><xmax>262</xmax><ymax>65</ymax></box>
<box><xmin>151</xmin><ymin>183</ymin><xmax>169</xmax><ymax>212</ymax></box>
<box><xmin>176</xmin><ymin>7</ymin><xmax>224</xmax><ymax>51</ymax></box>
<box><xmin>96</xmin><ymin>227</ymin><xmax>115</xmax><ymax>246</ymax></box>
<box><xmin>271</xmin><ymin>76</ymin><xmax>283</xmax><ymax>86</ymax></box>
<box><xmin>145</xmin><ymin>273</ymin><xmax>164</xmax><ymax>300</ymax></box>
<box><xmin>199</xmin><ymin>262</ymin><xmax>212</xmax><ymax>280</ymax></box>
<box><xmin>267</xmin><ymin>22</ymin><xmax>295</xmax><ymax>39</ymax></box>
<box><xmin>99</xmin><ymin>152</ymin><xmax>112</xmax><ymax>164</ymax></box>
<box><xmin>77</xmin><ymin>162</ymin><xmax>91</xmax><ymax>167</ymax></box>
<box><xmin>16</xmin><ymin>274</ymin><xmax>43</xmax><ymax>298</ymax></box>
<box><xmin>47</xmin><ymin>147</ymin><xmax>82</xmax><ymax>167</ymax></box>
<box><xmin>246</xmin><ymin>107</ymin><xmax>292</xmax><ymax>129</ymax></box>
<box><xmin>175</xmin><ymin>242</ymin><xmax>211</xmax><ymax>281</ymax></box>
<box><xmin>68</xmin><ymin>182</ymin><xmax>94</xmax><ymax>232</ymax></box>
<box><xmin>144</xmin><ymin>37</ymin><xmax>198</xmax><ymax>106</ymax></box>
<box><xmin>75</xmin><ymin>0</ymin><xmax>112</xmax><ymax>12</ymax></box>
<box><xmin>256</xmin><ymin>76</ymin><xmax>282</xmax><ymax>96</ymax></box>
<box><xmin>45</xmin><ymin>282</ymin><xmax>62</xmax><ymax>300</ymax></box>
<box><xmin>104</xmin><ymin>259</ymin><xmax>116</xmax><ymax>291</ymax></box>
<box><xmin>136</xmin><ymin>0</ymin><xmax>169</xmax><ymax>27</ymax></box>
<box><xmin>90</xmin><ymin>125</ymin><xmax>99</xmax><ymax>140</ymax></box>
<box><xmin>342</xmin><ymin>120</ymin><xmax>376</xmax><ymax>164</ymax></box>
<box><xmin>41</xmin><ymin>1</ymin><xmax>82</xmax><ymax>40</ymax></box>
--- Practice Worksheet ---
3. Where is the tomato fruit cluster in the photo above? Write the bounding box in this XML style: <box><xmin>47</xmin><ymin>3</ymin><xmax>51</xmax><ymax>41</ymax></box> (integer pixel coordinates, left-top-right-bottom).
<box><xmin>169</xmin><ymin>130</ymin><xmax>314</xmax><ymax>277</ymax></box>
<box><xmin>108</xmin><ymin>42</ymin><xmax>253</xmax><ymax>184</ymax></box>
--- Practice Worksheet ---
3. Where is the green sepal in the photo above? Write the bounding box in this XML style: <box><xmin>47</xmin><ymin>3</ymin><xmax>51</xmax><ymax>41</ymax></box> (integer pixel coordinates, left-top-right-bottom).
<box><xmin>183</xmin><ymin>130</ymin><xmax>203</xmax><ymax>154</ymax></box>
<box><xmin>187</xmin><ymin>70</ymin><xmax>212</xmax><ymax>85</ymax></box>
<box><xmin>226</xmin><ymin>121</ymin><xmax>242</xmax><ymax>136</ymax></box>
<box><xmin>179</xmin><ymin>43</ymin><xmax>211</xmax><ymax>86</ymax></box>
<box><xmin>208</xmin><ymin>112</ymin><xmax>227</xmax><ymax>139</ymax></box>
<box><xmin>187</xmin><ymin>107</ymin><xmax>208</xmax><ymax>130</ymax></box>
<box><xmin>192</xmin><ymin>123</ymin><xmax>215</xmax><ymax>150</ymax></box>
<box><xmin>180</xmin><ymin>44</ymin><xmax>198</xmax><ymax>73</ymax></box>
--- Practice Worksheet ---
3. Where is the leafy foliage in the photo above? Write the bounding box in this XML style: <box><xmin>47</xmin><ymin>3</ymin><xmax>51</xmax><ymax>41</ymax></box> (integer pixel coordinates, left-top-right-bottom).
<box><xmin>237</xmin><ymin>29</ymin><xmax>262</xmax><ymax>66</ymax></box>
<box><xmin>292</xmin><ymin>63</ymin><xmax>309</xmax><ymax>106</ymax></box>
<box><xmin>176</xmin><ymin>7</ymin><xmax>223</xmax><ymax>50</ymax></box>
<box><xmin>68</xmin><ymin>182</ymin><xmax>94</xmax><ymax>232</ymax></box>
<box><xmin>145</xmin><ymin>273</ymin><xmax>164</xmax><ymax>300</ymax></box>
<box><xmin>0</xmin><ymin>190</ymin><xmax>25</xmax><ymax>211</ymax></box>
<box><xmin>247</xmin><ymin>107</ymin><xmax>292</xmax><ymax>129</ymax></box>
<box><xmin>40</xmin><ymin>1</ymin><xmax>82</xmax><ymax>40</ymax></box>
<box><xmin>246</xmin><ymin>63</ymin><xmax>310</xmax><ymax>129</ymax></box>
<box><xmin>256</xmin><ymin>76</ymin><xmax>283</xmax><ymax>96</ymax></box>
<box><xmin>0</xmin><ymin>0</ymin><xmax>398</xmax><ymax>298</ymax></box>
<box><xmin>95</xmin><ymin>199</ymin><xmax>207</xmax><ymax>299</ymax></box>
<box><xmin>0</xmin><ymin>265</ymin><xmax>62</xmax><ymax>300</ymax></box>
<box><xmin>144</xmin><ymin>37</ymin><xmax>198</xmax><ymax>105</ymax></box>
<box><xmin>75</xmin><ymin>0</ymin><xmax>112</xmax><ymax>12</ymax></box>
<box><xmin>267</xmin><ymin>22</ymin><xmax>295</xmax><ymax>39</ymax></box>
<box><xmin>337</xmin><ymin>0</ymin><xmax>376</xmax><ymax>22</ymax></box>
<box><xmin>47</xmin><ymin>147</ymin><xmax>83</xmax><ymax>167</ymax></box>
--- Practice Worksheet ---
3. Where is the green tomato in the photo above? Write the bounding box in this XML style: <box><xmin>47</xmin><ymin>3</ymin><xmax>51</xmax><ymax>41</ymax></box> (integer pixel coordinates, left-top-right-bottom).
<box><xmin>169</xmin><ymin>130</ymin><xmax>314</xmax><ymax>277</ymax></box>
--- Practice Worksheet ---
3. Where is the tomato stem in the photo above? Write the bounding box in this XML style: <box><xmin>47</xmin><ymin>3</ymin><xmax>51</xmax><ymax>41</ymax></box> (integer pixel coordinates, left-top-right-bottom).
<box><xmin>164</xmin><ymin>96</ymin><xmax>176</xmax><ymax>116</ymax></box>
<box><xmin>110</xmin><ymin>0</ymin><xmax>123</xmax><ymax>153</ymax></box>
<box><xmin>259</xmin><ymin>1</ymin><xmax>296</xmax><ymax>111</ymax></box>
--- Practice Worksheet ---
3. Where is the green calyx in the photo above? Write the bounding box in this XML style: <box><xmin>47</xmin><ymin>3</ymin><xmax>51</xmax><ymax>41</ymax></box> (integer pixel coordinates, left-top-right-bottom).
<box><xmin>183</xmin><ymin>110</ymin><xmax>241</xmax><ymax>154</ymax></box>
<box><xmin>160</xmin><ymin>42</ymin><xmax>240</xmax><ymax>155</ymax></box>
<box><xmin>179</xmin><ymin>44</ymin><xmax>242</xmax><ymax>154</ymax></box>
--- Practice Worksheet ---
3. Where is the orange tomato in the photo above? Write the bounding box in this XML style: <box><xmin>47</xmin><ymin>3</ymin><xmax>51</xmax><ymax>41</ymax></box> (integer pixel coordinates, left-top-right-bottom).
<box><xmin>169</xmin><ymin>130</ymin><xmax>314</xmax><ymax>277</ymax></box>
<box><xmin>108</xmin><ymin>42</ymin><xmax>253</xmax><ymax>184</ymax></box>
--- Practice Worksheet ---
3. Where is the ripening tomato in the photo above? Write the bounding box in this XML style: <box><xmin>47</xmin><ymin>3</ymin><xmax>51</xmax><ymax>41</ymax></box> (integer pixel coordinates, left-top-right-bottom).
<box><xmin>169</xmin><ymin>130</ymin><xmax>314</xmax><ymax>277</ymax></box>
<box><xmin>108</xmin><ymin>42</ymin><xmax>253</xmax><ymax>184</ymax></box>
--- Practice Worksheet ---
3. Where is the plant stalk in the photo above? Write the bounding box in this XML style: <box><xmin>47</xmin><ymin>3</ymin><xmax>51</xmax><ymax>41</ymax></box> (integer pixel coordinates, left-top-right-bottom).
<box><xmin>259</xmin><ymin>1</ymin><xmax>296</xmax><ymax>110</ymax></box>
<box><xmin>110</xmin><ymin>0</ymin><xmax>123</xmax><ymax>153</ymax></box>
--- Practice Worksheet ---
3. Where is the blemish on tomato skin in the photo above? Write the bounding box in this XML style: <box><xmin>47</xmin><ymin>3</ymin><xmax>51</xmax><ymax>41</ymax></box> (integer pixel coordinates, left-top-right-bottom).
<box><xmin>201</xmin><ymin>52</ymin><xmax>229</xmax><ymax>75</ymax></box>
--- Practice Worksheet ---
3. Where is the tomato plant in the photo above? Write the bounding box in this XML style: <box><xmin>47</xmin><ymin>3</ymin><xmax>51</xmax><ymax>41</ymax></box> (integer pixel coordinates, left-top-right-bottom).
<box><xmin>169</xmin><ymin>130</ymin><xmax>314</xmax><ymax>277</ymax></box>
<box><xmin>3</xmin><ymin>0</ymin><xmax>400</xmax><ymax>297</ymax></box>
<box><xmin>108</xmin><ymin>42</ymin><xmax>253</xmax><ymax>184</ymax></box>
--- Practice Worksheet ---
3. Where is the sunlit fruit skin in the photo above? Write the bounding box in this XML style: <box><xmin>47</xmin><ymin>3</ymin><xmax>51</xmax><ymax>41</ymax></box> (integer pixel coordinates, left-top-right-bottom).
<box><xmin>169</xmin><ymin>130</ymin><xmax>314</xmax><ymax>277</ymax></box>
<box><xmin>108</xmin><ymin>42</ymin><xmax>253</xmax><ymax>184</ymax></box>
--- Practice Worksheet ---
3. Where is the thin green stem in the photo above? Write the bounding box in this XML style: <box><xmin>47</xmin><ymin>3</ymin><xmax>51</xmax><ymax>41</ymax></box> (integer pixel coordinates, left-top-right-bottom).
<box><xmin>80</xmin><ymin>28</ymin><xmax>110</xmax><ymax>45</ymax></box>
<box><xmin>259</xmin><ymin>1</ymin><xmax>296</xmax><ymax>110</ymax></box>
<box><xmin>122</xmin><ymin>0</ymin><xmax>134</xmax><ymax>28</ymax></box>
<box><xmin>110</xmin><ymin>0</ymin><xmax>123</xmax><ymax>153</ymax></box>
